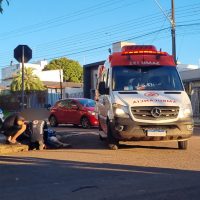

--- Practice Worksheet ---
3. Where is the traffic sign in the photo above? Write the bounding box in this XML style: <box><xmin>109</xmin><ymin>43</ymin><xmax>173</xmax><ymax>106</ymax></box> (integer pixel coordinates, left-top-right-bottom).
<box><xmin>14</xmin><ymin>45</ymin><xmax>32</xmax><ymax>63</ymax></box>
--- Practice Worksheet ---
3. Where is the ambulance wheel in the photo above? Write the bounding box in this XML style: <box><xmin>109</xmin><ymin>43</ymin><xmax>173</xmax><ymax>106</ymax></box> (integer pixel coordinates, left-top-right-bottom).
<box><xmin>99</xmin><ymin>134</ymin><xmax>106</xmax><ymax>141</ymax></box>
<box><xmin>49</xmin><ymin>115</ymin><xmax>58</xmax><ymax>127</ymax></box>
<box><xmin>107</xmin><ymin>122</ymin><xmax>119</xmax><ymax>150</ymax></box>
<box><xmin>108</xmin><ymin>143</ymin><xmax>118</xmax><ymax>150</ymax></box>
<box><xmin>81</xmin><ymin>117</ymin><xmax>90</xmax><ymax>129</ymax></box>
<box><xmin>0</xmin><ymin>119</ymin><xmax>2</xmax><ymax>128</ymax></box>
<box><xmin>178</xmin><ymin>140</ymin><xmax>188</xmax><ymax>150</ymax></box>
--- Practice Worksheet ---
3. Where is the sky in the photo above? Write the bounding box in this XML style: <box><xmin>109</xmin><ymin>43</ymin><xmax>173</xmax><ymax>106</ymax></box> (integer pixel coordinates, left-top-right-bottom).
<box><xmin>0</xmin><ymin>0</ymin><xmax>200</xmax><ymax>71</ymax></box>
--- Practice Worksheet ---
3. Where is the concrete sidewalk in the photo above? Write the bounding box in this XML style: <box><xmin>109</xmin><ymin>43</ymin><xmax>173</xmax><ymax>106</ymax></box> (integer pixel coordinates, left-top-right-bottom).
<box><xmin>0</xmin><ymin>134</ymin><xmax>28</xmax><ymax>154</ymax></box>
<box><xmin>0</xmin><ymin>144</ymin><xmax>28</xmax><ymax>154</ymax></box>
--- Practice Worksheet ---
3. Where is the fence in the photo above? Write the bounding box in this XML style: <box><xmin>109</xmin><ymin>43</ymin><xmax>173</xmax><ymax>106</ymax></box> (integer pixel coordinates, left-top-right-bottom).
<box><xmin>0</xmin><ymin>91</ymin><xmax>49</xmax><ymax>111</ymax></box>
<box><xmin>191</xmin><ymin>87</ymin><xmax>200</xmax><ymax>123</ymax></box>
<box><xmin>0</xmin><ymin>90</ymin><xmax>83</xmax><ymax>112</ymax></box>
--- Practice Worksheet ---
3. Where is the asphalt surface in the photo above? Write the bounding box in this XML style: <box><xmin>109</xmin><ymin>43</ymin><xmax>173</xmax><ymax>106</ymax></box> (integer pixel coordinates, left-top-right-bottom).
<box><xmin>0</xmin><ymin>125</ymin><xmax>200</xmax><ymax>200</ymax></box>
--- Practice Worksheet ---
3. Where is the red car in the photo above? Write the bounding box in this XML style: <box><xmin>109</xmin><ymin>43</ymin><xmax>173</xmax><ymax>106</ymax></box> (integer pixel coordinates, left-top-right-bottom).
<box><xmin>49</xmin><ymin>98</ymin><xmax>99</xmax><ymax>128</ymax></box>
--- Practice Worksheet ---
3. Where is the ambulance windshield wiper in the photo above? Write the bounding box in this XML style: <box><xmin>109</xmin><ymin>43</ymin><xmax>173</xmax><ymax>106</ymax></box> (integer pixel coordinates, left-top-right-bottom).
<box><xmin>118</xmin><ymin>91</ymin><xmax>138</xmax><ymax>94</ymax></box>
<box><xmin>164</xmin><ymin>91</ymin><xmax>181</xmax><ymax>94</ymax></box>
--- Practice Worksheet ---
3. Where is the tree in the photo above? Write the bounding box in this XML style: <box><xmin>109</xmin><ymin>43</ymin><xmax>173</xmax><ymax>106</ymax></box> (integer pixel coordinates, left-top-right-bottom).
<box><xmin>0</xmin><ymin>0</ymin><xmax>9</xmax><ymax>13</ymax></box>
<box><xmin>43</xmin><ymin>57</ymin><xmax>83</xmax><ymax>83</ymax></box>
<box><xmin>11</xmin><ymin>67</ymin><xmax>45</xmax><ymax>92</ymax></box>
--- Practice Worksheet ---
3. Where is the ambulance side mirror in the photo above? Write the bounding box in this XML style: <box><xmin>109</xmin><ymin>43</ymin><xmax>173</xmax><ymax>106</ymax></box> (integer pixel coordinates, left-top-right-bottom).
<box><xmin>99</xmin><ymin>81</ymin><xmax>109</xmax><ymax>95</ymax></box>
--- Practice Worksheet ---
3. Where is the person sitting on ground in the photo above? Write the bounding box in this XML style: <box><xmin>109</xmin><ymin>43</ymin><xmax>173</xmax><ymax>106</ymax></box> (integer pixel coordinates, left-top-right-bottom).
<box><xmin>44</xmin><ymin>128</ymin><xmax>72</xmax><ymax>149</ymax></box>
<box><xmin>24</xmin><ymin>120</ymin><xmax>72</xmax><ymax>150</ymax></box>
<box><xmin>1</xmin><ymin>113</ymin><xmax>26</xmax><ymax>144</ymax></box>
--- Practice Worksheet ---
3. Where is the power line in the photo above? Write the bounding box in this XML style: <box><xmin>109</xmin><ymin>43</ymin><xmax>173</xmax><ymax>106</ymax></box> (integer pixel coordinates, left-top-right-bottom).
<box><xmin>34</xmin><ymin>21</ymin><xmax>200</xmax><ymax>61</ymax></box>
<box><xmin>1</xmin><ymin>2</ymin><xmax>200</xmax><ymax>66</ymax></box>
<box><xmin>0</xmin><ymin>0</ymin><xmax>198</xmax><ymax>41</ymax></box>
<box><xmin>0</xmin><ymin>0</ymin><xmax>144</xmax><ymax>40</ymax></box>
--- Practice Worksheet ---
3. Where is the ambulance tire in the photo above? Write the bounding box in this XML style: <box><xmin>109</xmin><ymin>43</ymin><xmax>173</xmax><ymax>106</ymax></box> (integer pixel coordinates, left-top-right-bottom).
<box><xmin>0</xmin><ymin>119</ymin><xmax>2</xmax><ymax>128</ymax></box>
<box><xmin>99</xmin><ymin>134</ymin><xmax>105</xmax><ymax>141</ymax></box>
<box><xmin>107</xmin><ymin>121</ymin><xmax>119</xmax><ymax>150</ymax></box>
<box><xmin>98</xmin><ymin>120</ymin><xmax>105</xmax><ymax>141</ymax></box>
<box><xmin>178</xmin><ymin>140</ymin><xmax>188</xmax><ymax>150</ymax></box>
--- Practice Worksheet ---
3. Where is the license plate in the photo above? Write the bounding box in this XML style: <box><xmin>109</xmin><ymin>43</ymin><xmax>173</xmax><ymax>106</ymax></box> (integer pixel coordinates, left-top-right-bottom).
<box><xmin>147</xmin><ymin>129</ymin><xmax>166</xmax><ymax>137</ymax></box>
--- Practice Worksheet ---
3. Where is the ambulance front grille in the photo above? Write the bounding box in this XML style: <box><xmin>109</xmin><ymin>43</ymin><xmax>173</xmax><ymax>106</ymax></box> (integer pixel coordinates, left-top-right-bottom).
<box><xmin>131</xmin><ymin>106</ymin><xmax>179</xmax><ymax>120</ymax></box>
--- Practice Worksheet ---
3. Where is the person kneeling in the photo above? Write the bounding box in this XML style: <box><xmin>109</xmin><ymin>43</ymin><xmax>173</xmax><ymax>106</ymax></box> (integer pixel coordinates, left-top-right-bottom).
<box><xmin>1</xmin><ymin>113</ymin><xmax>26</xmax><ymax>145</ymax></box>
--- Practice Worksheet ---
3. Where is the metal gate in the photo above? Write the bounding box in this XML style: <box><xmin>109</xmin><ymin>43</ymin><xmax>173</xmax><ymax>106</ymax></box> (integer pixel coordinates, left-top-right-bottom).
<box><xmin>191</xmin><ymin>87</ymin><xmax>200</xmax><ymax>122</ymax></box>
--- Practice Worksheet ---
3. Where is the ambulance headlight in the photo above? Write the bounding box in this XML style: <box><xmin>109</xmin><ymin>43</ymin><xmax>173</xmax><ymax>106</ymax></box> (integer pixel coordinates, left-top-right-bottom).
<box><xmin>179</xmin><ymin>105</ymin><xmax>193</xmax><ymax>118</ymax></box>
<box><xmin>113</xmin><ymin>104</ymin><xmax>129</xmax><ymax>118</ymax></box>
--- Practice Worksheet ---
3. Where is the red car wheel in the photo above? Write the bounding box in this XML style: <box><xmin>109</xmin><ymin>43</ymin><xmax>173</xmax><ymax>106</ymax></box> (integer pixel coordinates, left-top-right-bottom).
<box><xmin>81</xmin><ymin>117</ymin><xmax>90</xmax><ymax>129</ymax></box>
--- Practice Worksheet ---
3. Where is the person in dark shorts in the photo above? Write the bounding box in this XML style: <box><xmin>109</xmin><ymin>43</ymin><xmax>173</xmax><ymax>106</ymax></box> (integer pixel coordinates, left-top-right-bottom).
<box><xmin>1</xmin><ymin>113</ymin><xmax>26</xmax><ymax>144</ymax></box>
<box><xmin>43</xmin><ymin>128</ymin><xmax>71</xmax><ymax>149</ymax></box>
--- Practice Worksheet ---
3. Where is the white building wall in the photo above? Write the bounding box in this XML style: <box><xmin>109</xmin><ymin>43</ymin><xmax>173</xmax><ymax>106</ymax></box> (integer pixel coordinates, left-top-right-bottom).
<box><xmin>112</xmin><ymin>41</ymin><xmax>136</xmax><ymax>52</ymax></box>
<box><xmin>34</xmin><ymin>69</ymin><xmax>63</xmax><ymax>82</ymax></box>
<box><xmin>179</xmin><ymin>68</ymin><xmax>200</xmax><ymax>81</ymax></box>
<box><xmin>2</xmin><ymin>64</ymin><xmax>20</xmax><ymax>80</ymax></box>
<box><xmin>1</xmin><ymin>60</ymin><xmax>61</xmax><ymax>87</ymax></box>
<box><xmin>177</xmin><ymin>64</ymin><xmax>199</xmax><ymax>72</ymax></box>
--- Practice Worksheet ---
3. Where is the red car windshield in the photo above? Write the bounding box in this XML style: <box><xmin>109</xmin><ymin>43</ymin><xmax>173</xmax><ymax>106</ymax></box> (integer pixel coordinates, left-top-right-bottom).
<box><xmin>78</xmin><ymin>99</ymin><xmax>95</xmax><ymax>107</ymax></box>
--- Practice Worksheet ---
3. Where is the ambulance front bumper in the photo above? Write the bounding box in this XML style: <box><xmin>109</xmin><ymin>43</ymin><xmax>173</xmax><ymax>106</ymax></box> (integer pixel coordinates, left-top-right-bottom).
<box><xmin>111</xmin><ymin>117</ymin><xmax>193</xmax><ymax>141</ymax></box>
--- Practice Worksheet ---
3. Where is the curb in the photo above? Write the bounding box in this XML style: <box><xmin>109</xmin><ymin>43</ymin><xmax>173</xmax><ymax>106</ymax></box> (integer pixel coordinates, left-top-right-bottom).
<box><xmin>0</xmin><ymin>134</ymin><xmax>6</xmax><ymax>144</ymax></box>
<box><xmin>0</xmin><ymin>144</ymin><xmax>28</xmax><ymax>155</ymax></box>
<box><xmin>0</xmin><ymin>134</ymin><xmax>28</xmax><ymax>155</ymax></box>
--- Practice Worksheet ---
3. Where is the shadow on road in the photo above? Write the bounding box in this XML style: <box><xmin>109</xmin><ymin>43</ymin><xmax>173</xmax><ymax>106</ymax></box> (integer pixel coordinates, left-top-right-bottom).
<box><xmin>58</xmin><ymin>131</ymin><xmax>179</xmax><ymax>151</ymax></box>
<box><xmin>53</xmin><ymin>126</ymin><xmax>196</xmax><ymax>150</ymax></box>
<box><xmin>0</xmin><ymin>156</ymin><xmax>200</xmax><ymax>200</ymax></box>
<box><xmin>119</xmin><ymin>143</ymin><xmax>178</xmax><ymax>150</ymax></box>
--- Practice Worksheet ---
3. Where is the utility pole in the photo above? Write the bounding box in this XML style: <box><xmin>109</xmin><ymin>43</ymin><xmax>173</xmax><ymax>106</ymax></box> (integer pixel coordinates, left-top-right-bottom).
<box><xmin>171</xmin><ymin>0</ymin><xmax>176</xmax><ymax>64</ymax></box>
<box><xmin>21</xmin><ymin>46</ymin><xmax>25</xmax><ymax>110</ymax></box>
<box><xmin>14</xmin><ymin>44</ymin><xmax>32</xmax><ymax>110</ymax></box>
<box><xmin>59</xmin><ymin>68</ymin><xmax>63</xmax><ymax>99</ymax></box>
<box><xmin>154</xmin><ymin>0</ymin><xmax>176</xmax><ymax>63</ymax></box>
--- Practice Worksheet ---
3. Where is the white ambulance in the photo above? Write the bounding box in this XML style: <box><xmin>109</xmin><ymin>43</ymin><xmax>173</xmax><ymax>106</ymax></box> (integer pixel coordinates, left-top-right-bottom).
<box><xmin>95</xmin><ymin>45</ymin><xmax>193</xmax><ymax>150</ymax></box>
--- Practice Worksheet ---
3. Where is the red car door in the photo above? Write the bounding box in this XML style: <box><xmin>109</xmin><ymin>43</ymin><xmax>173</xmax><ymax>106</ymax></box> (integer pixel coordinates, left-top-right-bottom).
<box><xmin>67</xmin><ymin>100</ymin><xmax>82</xmax><ymax>125</ymax></box>
<box><xmin>57</xmin><ymin>100</ymin><xmax>70</xmax><ymax>124</ymax></box>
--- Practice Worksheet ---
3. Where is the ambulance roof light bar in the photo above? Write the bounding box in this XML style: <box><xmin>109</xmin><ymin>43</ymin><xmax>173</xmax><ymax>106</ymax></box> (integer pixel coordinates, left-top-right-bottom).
<box><xmin>121</xmin><ymin>45</ymin><xmax>168</xmax><ymax>56</ymax></box>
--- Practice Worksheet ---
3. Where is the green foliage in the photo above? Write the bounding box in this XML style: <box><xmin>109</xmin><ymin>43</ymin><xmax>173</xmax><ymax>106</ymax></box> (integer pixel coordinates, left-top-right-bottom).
<box><xmin>3</xmin><ymin>110</ymin><xmax>11</xmax><ymax>118</ymax></box>
<box><xmin>0</xmin><ymin>0</ymin><xmax>9</xmax><ymax>13</ymax></box>
<box><xmin>10</xmin><ymin>67</ymin><xmax>46</xmax><ymax>92</ymax></box>
<box><xmin>43</xmin><ymin>57</ymin><xmax>83</xmax><ymax>83</ymax></box>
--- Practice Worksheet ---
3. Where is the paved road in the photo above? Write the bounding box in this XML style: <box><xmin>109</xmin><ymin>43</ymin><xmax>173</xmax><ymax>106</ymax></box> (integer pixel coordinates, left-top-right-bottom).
<box><xmin>0</xmin><ymin>125</ymin><xmax>200</xmax><ymax>200</ymax></box>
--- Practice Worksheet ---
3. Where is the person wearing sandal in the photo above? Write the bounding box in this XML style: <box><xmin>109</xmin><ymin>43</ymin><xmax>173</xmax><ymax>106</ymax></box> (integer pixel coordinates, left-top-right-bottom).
<box><xmin>1</xmin><ymin>113</ymin><xmax>27</xmax><ymax>145</ymax></box>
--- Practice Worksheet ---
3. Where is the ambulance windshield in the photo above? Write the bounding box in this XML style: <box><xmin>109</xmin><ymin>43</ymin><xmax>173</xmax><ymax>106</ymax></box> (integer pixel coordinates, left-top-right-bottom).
<box><xmin>112</xmin><ymin>66</ymin><xmax>184</xmax><ymax>91</ymax></box>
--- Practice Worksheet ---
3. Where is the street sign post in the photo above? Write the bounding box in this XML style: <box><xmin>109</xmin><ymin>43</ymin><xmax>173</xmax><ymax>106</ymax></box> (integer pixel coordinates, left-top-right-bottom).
<box><xmin>14</xmin><ymin>45</ymin><xmax>32</xmax><ymax>110</ymax></box>
<box><xmin>14</xmin><ymin>45</ymin><xmax>32</xmax><ymax>63</ymax></box>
